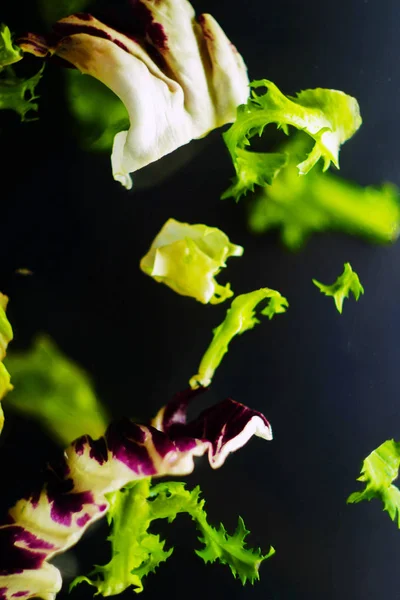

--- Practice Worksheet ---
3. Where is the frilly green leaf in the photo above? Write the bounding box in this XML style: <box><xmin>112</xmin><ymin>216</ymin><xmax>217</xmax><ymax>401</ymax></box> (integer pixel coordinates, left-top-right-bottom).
<box><xmin>72</xmin><ymin>479</ymin><xmax>273</xmax><ymax>595</ymax></box>
<box><xmin>312</xmin><ymin>262</ymin><xmax>364</xmax><ymax>314</ymax></box>
<box><xmin>347</xmin><ymin>440</ymin><xmax>400</xmax><ymax>527</ymax></box>
<box><xmin>190</xmin><ymin>288</ymin><xmax>288</xmax><ymax>388</ymax></box>
<box><xmin>223</xmin><ymin>79</ymin><xmax>362</xmax><ymax>201</ymax></box>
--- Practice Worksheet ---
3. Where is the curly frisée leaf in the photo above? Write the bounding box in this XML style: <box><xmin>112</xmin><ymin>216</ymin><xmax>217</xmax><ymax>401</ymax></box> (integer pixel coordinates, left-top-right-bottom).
<box><xmin>347</xmin><ymin>440</ymin><xmax>400</xmax><ymax>527</ymax></box>
<box><xmin>0</xmin><ymin>293</ymin><xmax>13</xmax><ymax>434</ymax></box>
<box><xmin>0</xmin><ymin>25</ymin><xmax>43</xmax><ymax>120</ymax></box>
<box><xmin>190</xmin><ymin>288</ymin><xmax>288</xmax><ymax>388</ymax></box>
<box><xmin>5</xmin><ymin>336</ymin><xmax>109</xmax><ymax>445</ymax></box>
<box><xmin>312</xmin><ymin>262</ymin><xmax>364</xmax><ymax>314</ymax></box>
<box><xmin>73</xmin><ymin>479</ymin><xmax>272</xmax><ymax>594</ymax></box>
<box><xmin>0</xmin><ymin>389</ymin><xmax>272</xmax><ymax>599</ymax></box>
<box><xmin>0</xmin><ymin>65</ymin><xmax>43</xmax><ymax>121</ymax></box>
<box><xmin>140</xmin><ymin>218</ymin><xmax>243</xmax><ymax>304</ymax></box>
<box><xmin>222</xmin><ymin>80</ymin><xmax>362</xmax><ymax>201</ymax></box>
<box><xmin>73</xmin><ymin>479</ymin><xmax>273</xmax><ymax>595</ymax></box>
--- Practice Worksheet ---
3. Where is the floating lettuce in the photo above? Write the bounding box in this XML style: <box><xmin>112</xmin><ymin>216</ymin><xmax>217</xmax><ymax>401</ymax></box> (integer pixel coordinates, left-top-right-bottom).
<box><xmin>248</xmin><ymin>134</ymin><xmax>400</xmax><ymax>249</ymax></box>
<box><xmin>72</xmin><ymin>478</ymin><xmax>273</xmax><ymax>595</ymax></box>
<box><xmin>140</xmin><ymin>218</ymin><xmax>244</xmax><ymax>304</ymax></box>
<box><xmin>0</xmin><ymin>388</ymin><xmax>272</xmax><ymax>600</ymax></box>
<box><xmin>0</xmin><ymin>293</ymin><xmax>13</xmax><ymax>434</ymax></box>
<box><xmin>312</xmin><ymin>262</ymin><xmax>364</xmax><ymax>314</ymax></box>
<box><xmin>222</xmin><ymin>80</ymin><xmax>362</xmax><ymax>201</ymax></box>
<box><xmin>18</xmin><ymin>0</ymin><xmax>249</xmax><ymax>189</ymax></box>
<box><xmin>0</xmin><ymin>24</ymin><xmax>22</xmax><ymax>67</ymax></box>
<box><xmin>190</xmin><ymin>288</ymin><xmax>288</xmax><ymax>388</ymax></box>
<box><xmin>0</xmin><ymin>24</ymin><xmax>43</xmax><ymax>120</ymax></box>
<box><xmin>347</xmin><ymin>440</ymin><xmax>400</xmax><ymax>527</ymax></box>
<box><xmin>5</xmin><ymin>336</ymin><xmax>109</xmax><ymax>445</ymax></box>
<box><xmin>65</xmin><ymin>70</ymin><xmax>130</xmax><ymax>152</ymax></box>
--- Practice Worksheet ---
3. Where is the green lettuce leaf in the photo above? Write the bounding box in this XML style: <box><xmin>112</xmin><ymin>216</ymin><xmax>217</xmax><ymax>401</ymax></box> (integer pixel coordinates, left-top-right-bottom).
<box><xmin>190</xmin><ymin>288</ymin><xmax>288</xmax><ymax>388</ymax></box>
<box><xmin>248</xmin><ymin>134</ymin><xmax>400</xmax><ymax>249</ymax></box>
<box><xmin>0</xmin><ymin>24</ymin><xmax>22</xmax><ymax>68</ymax></box>
<box><xmin>5</xmin><ymin>335</ymin><xmax>109</xmax><ymax>444</ymax></box>
<box><xmin>347</xmin><ymin>440</ymin><xmax>400</xmax><ymax>527</ymax></box>
<box><xmin>222</xmin><ymin>80</ymin><xmax>362</xmax><ymax>201</ymax></box>
<box><xmin>0</xmin><ymin>24</ymin><xmax>43</xmax><ymax>121</ymax></box>
<box><xmin>312</xmin><ymin>262</ymin><xmax>364</xmax><ymax>314</ymax></box>
<box><xmin>65</xmin><ymin>69</ymin><xmax>130</xmax><ymax>152</ymax></box>
<box><xmin>72</xmin><ymin>479</ymin><xmax>273</xmax><ymax>595</ymax></box>
<box><xmin>140</xmin><ymin>218</ymin><xmax>243</xmax><ymax>304</ymax></box>
<box><xmin>0</xmin><ymin>292</ymin><xmax>13</xmax><ymax>433</ymax></box>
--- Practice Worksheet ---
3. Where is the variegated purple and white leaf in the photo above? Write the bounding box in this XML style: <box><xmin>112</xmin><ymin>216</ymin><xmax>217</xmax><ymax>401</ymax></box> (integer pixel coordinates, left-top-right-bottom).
<box><xmin>18</xmin><ymin>0</ymin><xmax>249</xmax><ymax>189</ymax></box>
<box><xmin>0</xmin><ymin>389</ymin><xmax>271</xmax><ymax>599</ymax></box>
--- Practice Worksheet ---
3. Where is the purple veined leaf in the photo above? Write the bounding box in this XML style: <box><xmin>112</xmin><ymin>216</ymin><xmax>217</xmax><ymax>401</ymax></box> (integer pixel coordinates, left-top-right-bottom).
<box><xmin>17</xmin><ymin>0</ymin><xmax>250</xmax><ymax>189</ymax></box>
<box><xmin>0</xmin><ymin>388</ymin><xmax>272</xmax><ymax>599</ymax></box>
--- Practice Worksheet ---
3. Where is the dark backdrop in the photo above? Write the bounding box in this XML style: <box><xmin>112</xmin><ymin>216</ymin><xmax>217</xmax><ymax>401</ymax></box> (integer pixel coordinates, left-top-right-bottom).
<box><xmin>1</xmin><ymin>1</ymin><xmax>400</xmax><ymax>599</ymax></box>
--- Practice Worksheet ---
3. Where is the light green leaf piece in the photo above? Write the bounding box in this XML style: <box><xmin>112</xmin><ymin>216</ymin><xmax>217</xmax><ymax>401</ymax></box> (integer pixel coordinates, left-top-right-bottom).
<box><xmin>0</xmin><ymin>24</ymin><xmax>43</xmax><ymax>121</ymax></box>
<box><xmin>248</xmin><ymin>134</ymin><xmax>400</xmax><ymax>249</ymax></box>
<box><xmin>140</xmin><ymin>218</ymin><xmax>244</xmax><ymax>304</ymax></box>
<box><xmin>65</xmin><ymin>69</ymin><xmax>130</xmax><ymax>152</ymax></box>
<box><xmin>71</xmin><ymin>479</ymin><xmax>173</xmax><ymax>596</ymax></box>
<box><xmin>312</xmin><ymin>262</ymin><xmax>364</xmax><ymax>314</ymax></box>
<box><xmin>222</xmin><ymin>79</ymin><xmax>362</xmax><ymax>201</ymax></box>
<box><xmin>0</xmin><ymin>293</ymin><xmax>13</xmax><ymax>434</ymax></box>
<box><xmin>347</xmin><ymin>440</ymin><xmax>400</xmax><ymax>527</ymax></box>
<box><xmin>0</xmin><ymin>24</ymin><xmax>23</xmax><ymax>69</ymax></box>
<box><xmin>0</xmin><ymin>64</ymin><xmax>44</xmax><ymax>121</ymax></box>
<box><xmin>72</xmin><ymin>479</ymin><xmax>273</xmax><ymax>595</ymax></box>
<box><xmin>190</xmin><ymin>288</ymin><xmax>288</xmax><ymax>388</ymax></box>
<box><xmin>5</xmin><ymin>336</ymin><xmax>109</xmax><ymax>445</ymax></box>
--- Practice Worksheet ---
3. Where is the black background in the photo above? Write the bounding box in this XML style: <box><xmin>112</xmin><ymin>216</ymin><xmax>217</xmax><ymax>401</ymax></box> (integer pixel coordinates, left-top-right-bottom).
<box><xmin>1</xmin><ymin>1</ymin><xmax>400</xmax><ymax>599</ymax></box>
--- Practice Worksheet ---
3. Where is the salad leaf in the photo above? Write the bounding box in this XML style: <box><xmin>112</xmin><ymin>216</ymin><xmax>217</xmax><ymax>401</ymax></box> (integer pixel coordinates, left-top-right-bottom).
<box><xmin>0</xmin><ymin>65</ymin><xmax>43</xmax><ymax>121</ymax></box>
<box><xmin>73</xmin><ymin>479</ymin><xmax>273</xmax><ymax>595</ymax></box>
<box><xmin>0</xmin><ymin>388</ymin><xmax>272</xmax><ymax>599</ymax></box>
<box><xmin>312</xmin><ymin>262</ymin><xmax>364</xmax><ymax>314</ymax></box>
<box><xmin>0</xmin><ymin>25</ymin><xmax>43</xmax><ymax>120</ymax></box>
<box><xmin>140</xmin><ymin>218</ymin><xmax>244</xmax><ymax>304</ymax></box>
<box><xmin>190</xmin><ymin>288</ymin><xmax>288</xmax><ymax>388</ymax></box>
<box><xmin>0</xmin><ymin>24</ymin><xmax>23</xmax><ymax>68</ymax></box>
<box><xmin>65</xmin><ymin>69</ymin><xmax>130</xmax><ymax>152</ymax></box>
<box><xmin>347</xmin><ymin>439</ymin><xmax>400</xmax><ymax>527</ymax></box>
<box><xmin>18</xmin><ymin>2</ymin><xmax>249</xmax><ymax>188</ymax></box>
<box><xmin>222</xmin><ymin>80</ymin><xmax>362</xmax><ymax>201</ymax></box>
<box><xmin>0</xmin><ymin>293</ymin><xmax>13</xmax><ymax>433</ymax></box>
<box><xmin>4</xmin><ymin>336</ymin><xmax>109</xmax><ymax>445</ymax></box>
<box><xmin>248</xmin><ymin>134</ymin><xmax>400</xmax><ymax>249</ymax></box>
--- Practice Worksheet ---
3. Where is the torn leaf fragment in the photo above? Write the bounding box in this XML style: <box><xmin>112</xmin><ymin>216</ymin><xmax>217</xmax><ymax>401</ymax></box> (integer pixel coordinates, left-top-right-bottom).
<box><xmin>347</xmin><ymin>439</ymin><xmax>400</xmax><ymax>527</ymax></box>
<box><xmin>140</xmin><ymin>218</ymin><xmax>244</xmax><ymax>304</ymax></box>
<box><xmin>190</xmin><ymin>288</ymin><xmax>288</xmax><ymax>388</ymax></box>
<box><xmin>222</xmin><ymin>80</ymin><xmax>362</xmax><ymax>201</ymax></box>
<box><xmin>312</xmin><ymin>262</ymin><xmax>364</xmax><ymax>313</ymax></box>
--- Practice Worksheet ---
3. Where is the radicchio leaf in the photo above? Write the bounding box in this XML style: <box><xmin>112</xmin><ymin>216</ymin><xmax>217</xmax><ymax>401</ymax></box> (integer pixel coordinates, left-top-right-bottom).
<box><xmin>18</xmin><ymin>1</ymin><xmax>249</xmax><ymax>189</ymax></box>
<box><xmin>0</xmin><ymin>389</ymin><xmax>271</xmax><ymax>599</ymax></box>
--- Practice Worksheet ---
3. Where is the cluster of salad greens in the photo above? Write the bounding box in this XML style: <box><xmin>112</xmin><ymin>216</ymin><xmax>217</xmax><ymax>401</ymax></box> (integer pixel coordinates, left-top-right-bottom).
<box><xmin>0</xmin><ymin>0</ymin><xmax>399</xmax><ymax>599</ymax></box>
